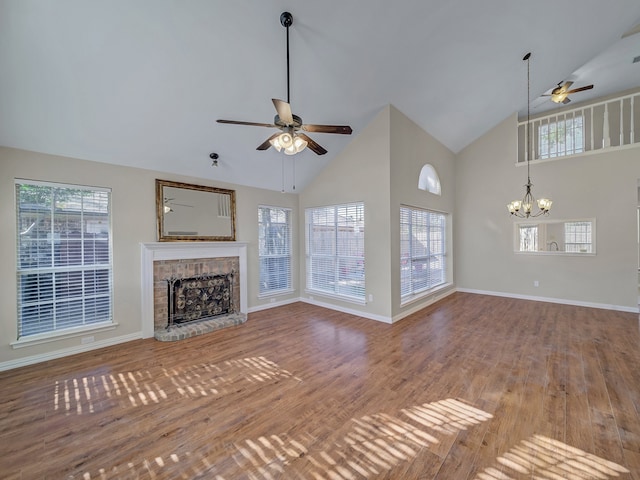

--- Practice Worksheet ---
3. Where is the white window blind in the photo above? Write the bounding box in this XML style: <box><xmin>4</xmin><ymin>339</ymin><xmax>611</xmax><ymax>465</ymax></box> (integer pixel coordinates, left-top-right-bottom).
<box><xmin>306</xmin><ymin>203</ymin><xmax>365</xmax><ymax>301</ymax></box>
<box><xmin>258</xmin><ymin>206</ymin><xmax>292</xmax><ymax>295</ymax></box>
<box><xmin>564</xmin><ymin>221</ymin><xmax>592</xmax><ymax>253</ymax></box>
<box><xmin>400</xmin><ymin>206</ymin><xmax>446</xmax><ymax>298</ymax></box>
<box><xmin>519</xmin><ymin>225</ymin><xmax>539</xmax><ymax>252</ymax></box>
<box><xmin>16</xmin><ymin>180</ymin><xmax>113</xmax><ymax>338</ymax></box>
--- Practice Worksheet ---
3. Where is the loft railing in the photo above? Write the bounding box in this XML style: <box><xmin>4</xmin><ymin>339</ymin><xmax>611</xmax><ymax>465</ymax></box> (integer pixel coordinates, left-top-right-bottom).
<box><xmin>518</xmin><ymin>90</ymin><xmax>640</xmax><ymax>163</ymax></box>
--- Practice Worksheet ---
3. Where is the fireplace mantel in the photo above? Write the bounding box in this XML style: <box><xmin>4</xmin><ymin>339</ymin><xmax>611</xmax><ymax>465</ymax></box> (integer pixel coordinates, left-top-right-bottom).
<box><xmin>140</xmin><ymin>242</ymin><xmax>248</xmax><ymax>338</ymax></box>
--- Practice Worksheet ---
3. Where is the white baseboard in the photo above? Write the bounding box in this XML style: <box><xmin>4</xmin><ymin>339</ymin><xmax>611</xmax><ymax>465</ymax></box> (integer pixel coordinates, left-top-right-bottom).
<box><xmin>456</xmin><ymin>288</ymin><xmax>639</xmax><ymax>313</ymax></box>
<box><xmin>248</xmin><ymin>297</ymin><xmax>300</xmax><ymax>313</ymax></box>
<box><xmin>392</xmin><ymin>287</ymin><xmax>457</xmax><ymax>323</ymax></box>
<box><xmin>299</xmin><ymin>297</ymin><xmax>393</xmax><ymax>324</ymax></box>
<box><xmin>0</xmin><ymin>332</ymin><xmax>142</xmax><ymax>372</ymax></box>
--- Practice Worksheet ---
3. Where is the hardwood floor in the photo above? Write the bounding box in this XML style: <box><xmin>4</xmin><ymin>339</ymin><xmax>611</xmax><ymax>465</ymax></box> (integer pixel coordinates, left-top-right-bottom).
<box><xmin>1</xmin><ymin>292</ymin><xmax>639</xmax><ymax>479</ymax></box>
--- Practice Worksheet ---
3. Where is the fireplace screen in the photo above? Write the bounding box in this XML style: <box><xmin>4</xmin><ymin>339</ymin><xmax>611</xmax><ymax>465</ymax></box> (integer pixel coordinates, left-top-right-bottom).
<box><xmin>167</xmin><ymin>272</ymin><xmax>234</xmax><ymax>328</ymax></box>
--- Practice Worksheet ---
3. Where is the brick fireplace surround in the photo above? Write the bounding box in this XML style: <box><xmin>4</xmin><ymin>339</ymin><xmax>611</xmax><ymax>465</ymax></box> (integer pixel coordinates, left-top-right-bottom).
<box><xmin>140</xmin><ymin>242</ymin><xmax>248</xmax><ymax>340</ymax></box>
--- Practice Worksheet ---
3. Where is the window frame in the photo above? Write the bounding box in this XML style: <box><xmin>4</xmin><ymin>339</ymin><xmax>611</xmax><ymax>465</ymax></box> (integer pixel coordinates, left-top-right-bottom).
<box><xmin>513</xmin><ymin>218</ymin><xmax>596</xmax><ymax>255</ymax></box>
<box><xmin>400</xmin><ymin>205</ymin><xmax>447</xmax><ymax>302</ymax></box>
<box><xmin>258</xmin><ymin>205</ymin><xmax>293</xmax><ymax>297</ymax></box>
<box><xmin>537</xmin><ymin>114</ymin><xmax>585</xmax><ymax>160</ymax></box>
<box><xmin>13</xmin><ymin>179</ymin><xmax>115</xmax><ymax>345</ymax></box>
<box><xmin>305</xmin><ymin>202</ymin><xmax>365</xmax><ymax>303</ymax></box>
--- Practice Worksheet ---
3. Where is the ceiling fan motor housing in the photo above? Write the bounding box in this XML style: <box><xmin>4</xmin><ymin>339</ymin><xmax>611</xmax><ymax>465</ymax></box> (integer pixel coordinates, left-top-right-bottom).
<box><xmin>274</xmin><ymin>114</ymin><xmax>303</xmax><ymax>129</ymax></box>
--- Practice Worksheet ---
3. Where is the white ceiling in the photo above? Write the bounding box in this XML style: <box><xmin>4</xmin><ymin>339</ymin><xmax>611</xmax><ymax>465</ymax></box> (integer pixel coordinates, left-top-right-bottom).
<box><xmin>1</xmin><ymin>1</ymin><xmax>640</xmax><ymax>192</ymax></box>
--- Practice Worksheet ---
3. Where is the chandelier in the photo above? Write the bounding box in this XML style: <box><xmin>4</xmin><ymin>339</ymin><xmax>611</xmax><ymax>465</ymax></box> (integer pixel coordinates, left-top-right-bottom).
<box><xmin>507</xmin><ymin>52</ymin><xmax>552</xmax><ymax>218</ymax></box>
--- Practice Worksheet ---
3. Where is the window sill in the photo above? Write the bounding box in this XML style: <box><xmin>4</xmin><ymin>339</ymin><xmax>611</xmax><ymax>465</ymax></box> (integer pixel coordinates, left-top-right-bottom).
<box><xmin>305</xmin><ymin>289</ymin><xmax>366</xmax><ymax>306</ymax></box>
<box><xmin>258</xmin><ymin>288</ymin><xmax>295</xmax><ymax>299</ymax></box>
<box><xmin>11</xmin><ymin>322</ymin><xmax>118</xmax><ymax>349</ymax></box>
<box><xmin>400</xmin><ymin>282</ymin><xmax>453</xmax><ymax>307</ymax></box>
<box><xmin>514</xmin><ymin>251</ymin><xmax>596</xmax><ymax>256</ymax></box>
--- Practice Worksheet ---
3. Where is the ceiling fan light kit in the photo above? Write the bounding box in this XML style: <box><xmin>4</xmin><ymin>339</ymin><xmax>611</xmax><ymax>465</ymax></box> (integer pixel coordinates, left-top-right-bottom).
<box><xmin>216</xmin><ymin>12</ymin><xmax>352</xmax><ymax>156</ymax></box>
<box><xmin>508</xmin><ymin>52</ymin><xmax>552</xmax><ymax>219</ymax></box>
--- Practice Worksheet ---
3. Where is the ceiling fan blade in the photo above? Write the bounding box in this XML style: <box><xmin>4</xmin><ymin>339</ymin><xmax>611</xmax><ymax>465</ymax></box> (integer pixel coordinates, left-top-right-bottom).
<box><xmin>302</xmin><ymin>124</ymin><xmax>353</xmax><ymax>135</ymax></box>
<box><xmin>565</xmin><ymin>85</ymin><xmax>594</xmax><ymax>94</ymax></box>
<box><xmin>298</xmin><ymin>133</ymin><xmax>327</xmax><ymax>155</ymax></box>
<box><xmin>562</xmin><ymin>98</ymin><xmax>571</xmax><ymax>104</ymax></box>
<box><xmin>217</xmin><ymin>119</ymin><xmax>276</xmax><ymax>128</ymax></box>
<box><xmin>272</xmin><ymin>99</ymin><xmax>294</xmax><ymax>125</ymax></box>
<box><xmin>257</xmin><ymin>132</ymin><xmax>281</xmax><ymax>151</ymax></box>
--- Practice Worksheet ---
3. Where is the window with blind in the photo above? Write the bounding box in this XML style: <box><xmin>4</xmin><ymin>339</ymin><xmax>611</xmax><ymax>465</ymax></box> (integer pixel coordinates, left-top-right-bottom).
<box><xmin>306</xmin><ymin>203</ymin><xmax>365</xmax><ymax>301</ymax></box>
<box><xmin>15</xmin><ymin>180</ymin><xmax>113</xmax><ymax>338</ymax></box>
<box><xmin>400</xmin><ymin>206</ymin><xmax>446</xmax><ymax>298</ymax></box>
<box><xmin>258</xmin><ymin>206</ymin><xmax>292</xmax><ymax>295</ymax></box>
<box><xmin>564</xmin><ymin>221</ymin><xmax>592</xmax><ymax>253</ymax></box>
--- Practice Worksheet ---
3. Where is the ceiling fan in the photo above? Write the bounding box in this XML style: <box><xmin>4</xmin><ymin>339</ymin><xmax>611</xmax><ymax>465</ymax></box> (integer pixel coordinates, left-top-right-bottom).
<box><xmin>543</xmin><ymin>81</ymin><xmax>594</xmax><ymax>104</ymax></box>
<box><xmin>216</xmin><ymin>12</ymin><xmax>352</xmax><ymax>156</ymax></box>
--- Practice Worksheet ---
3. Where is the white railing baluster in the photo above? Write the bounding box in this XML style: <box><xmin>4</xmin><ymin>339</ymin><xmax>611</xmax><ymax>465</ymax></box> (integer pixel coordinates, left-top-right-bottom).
<box><xmin>631</xmin><ymin>95</ymin><xmax>635</xmax><ymax>144</ymax></box>
<box><xmin>620</xmin><ymin>98</ymin><xmax>624</xmax><ymax>146</ymax></box>
<box><xmin>603</xmin><ymin>102</ymin><xmax>611</xmax><ymax>148</ymax></box>
<box><xmin>590</xmin><ymin>106</ymin><xmax>594</xmax><ymax>151</ymax></box>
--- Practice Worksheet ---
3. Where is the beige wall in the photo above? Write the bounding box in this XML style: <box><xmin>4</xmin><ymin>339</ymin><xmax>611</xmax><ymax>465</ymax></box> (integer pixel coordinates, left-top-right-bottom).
<box><xmin>299</xmin><ymin>106</ymin><xmax>393</xmax><ymax>319</ymax></box>
<box><xmin>389</xmin><ymin>106</ymin><xmax>456</xmax><ymax>318</ymax></box>
<box><xmin>0</xmin><ymin>147</ymin><xmax>298</xmax><ymax>367</ymax></box>
<box><xmin>455</xmin><ymin>114</ymin><xmax>639</xmax><ymax>309</ymax></box>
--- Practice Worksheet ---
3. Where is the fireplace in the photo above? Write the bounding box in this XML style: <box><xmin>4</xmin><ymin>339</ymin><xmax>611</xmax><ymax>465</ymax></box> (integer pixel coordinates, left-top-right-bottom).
<box><xmin>140</xmin><ymin>242</ymin><xmax>248</xmax><ymax>340</ymax></box>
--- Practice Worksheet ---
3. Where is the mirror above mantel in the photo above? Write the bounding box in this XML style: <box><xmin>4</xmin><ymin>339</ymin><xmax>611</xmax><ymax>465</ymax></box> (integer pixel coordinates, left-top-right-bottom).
<box><xmin>156</xmin><ymin>179</ymin><xmax>236</xmax><ymax>242</ymax></box>
<box><xmin>514</xmin><ymin>218</ymin><xmax>596</xmax><ymax>255</ymax></box>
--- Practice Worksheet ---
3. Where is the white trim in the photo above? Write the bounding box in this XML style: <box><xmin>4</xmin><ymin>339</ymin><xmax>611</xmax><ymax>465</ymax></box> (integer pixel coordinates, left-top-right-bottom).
<box><xmin>400</xmin><ymin>282</ymin><xmax>454</xmax><ymax>307</ymax></box>
<box><xmin>0</xmin><ymin>332</ymin><xmax>141</xmax><ymax>372</ymax></box>
<box><xmin>395</xmin><ymin>286</ymin><xmax>456</xmax><ymax>322</ymax></box>
<box><xmin>300</xmin><ymin>296</ymin><xmax>392</xmax><ymax>324</ymax></box>
<box><xmin>304</xmin><ymin>289</ymin><xmax>367</xmax><ymax>306</ymax></box>
<box><xmin>456</xmin><ymin>288</ymin><xmax>639</xmax><ymax>313</ymax></box>
<box><xmin>257</xmin><ymin>288</ymin><xmax>295</xmax><ymax>299</ymax></box>
<box><xmin>515</xmin><ymin>141</ymin><xmax>640</xmax><ymax>167</ymax></box>
<box><xmin>11</xmin><ymin>322</ymin><xmax>118</xmax><ymax>349</ymax></box>
<box><xmin>140</xmin><ymin>242</ymin><xmax>248</xmax><ymax>338</ymax></box>
<box><xmin>15</xmin><ymin>177</ymin><xmax>111</xmax><ymax>192</ymax></box>
<box><xmin>248</xmin><ymin>296</ymin><xmax>300</xmax><ymax>313</ymax></box>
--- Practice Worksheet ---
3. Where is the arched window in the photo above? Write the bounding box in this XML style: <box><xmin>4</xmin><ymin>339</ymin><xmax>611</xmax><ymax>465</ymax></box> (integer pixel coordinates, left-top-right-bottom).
<box><xmin>418</xmin><ymin>164</ymin><xmax>441</xmax><ymax>195</ymax></box>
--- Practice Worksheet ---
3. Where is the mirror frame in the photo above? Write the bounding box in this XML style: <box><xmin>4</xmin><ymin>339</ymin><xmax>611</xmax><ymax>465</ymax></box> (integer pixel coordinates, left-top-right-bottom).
<box><xmin>156</xmin><ymin>179</ymin><xmax>236</xmax><ymax>242</ymax></box>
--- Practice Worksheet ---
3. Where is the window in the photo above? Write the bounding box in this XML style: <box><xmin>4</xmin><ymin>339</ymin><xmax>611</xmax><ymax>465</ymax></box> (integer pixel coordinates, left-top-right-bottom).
<box><xmin>418</xmin><ymin>164</ymin><xmax>441</xmax><ymax>195</ymax></box>
<box><xmin>400</xmin><ymin>206</ymin><xmax>446</xmax><ymax>298</ymax></box>
<box><xmin>16</xmin><ymin>180</ymin><xmax>113</xmax><ymax>338</ymax></box>
<box><xmin>518</xmin><ymin>225</ymin><xmax>539</xmax><ymax>252</ymax></box>
<box><xmin>258</xmin><ymin>206</ymin><xmax>292</xmax><ymax>295</ymax></box>
<box><xmin>564</xmin><ymin>221</ymin><xmax>592</xmax><ymax>253</ymax></box>
<box><xmin>306</xmin><ymin>203</ymin><xmax>365</xmax><ymax>301</ymax></box>
<box><xmin>538</xmin><ymin>115</ymin><xmax>584</xmax><ymax>159</ymax></box>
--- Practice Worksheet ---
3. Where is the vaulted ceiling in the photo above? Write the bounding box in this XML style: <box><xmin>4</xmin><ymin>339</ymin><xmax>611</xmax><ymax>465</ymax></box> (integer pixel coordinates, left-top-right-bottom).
<box><xmin>1</xmin><ymin>1</ymin><xmax>639</xmax><ymax>192</ymax></box>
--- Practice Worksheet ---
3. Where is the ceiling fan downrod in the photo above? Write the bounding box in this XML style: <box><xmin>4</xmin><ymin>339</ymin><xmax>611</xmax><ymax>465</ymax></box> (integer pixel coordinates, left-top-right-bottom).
<box><xmin>280</xmin><ymin>12</ymin><xmax>293</xmax><ymax>104</ymax></box>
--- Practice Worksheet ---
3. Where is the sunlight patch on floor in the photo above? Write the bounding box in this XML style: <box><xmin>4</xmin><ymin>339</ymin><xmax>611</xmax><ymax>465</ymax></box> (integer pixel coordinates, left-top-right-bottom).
<box><xmin>475</xmin><ymin>434</ymin><xmax>630</xmax><ymax>479</ymax></box>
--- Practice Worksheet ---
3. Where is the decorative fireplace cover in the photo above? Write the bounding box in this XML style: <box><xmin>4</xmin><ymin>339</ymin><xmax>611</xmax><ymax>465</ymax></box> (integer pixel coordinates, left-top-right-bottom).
<box><xmin>168</xmin><ymin>272</ymin><xmax>234</xmax><ymax>326</ymax></box>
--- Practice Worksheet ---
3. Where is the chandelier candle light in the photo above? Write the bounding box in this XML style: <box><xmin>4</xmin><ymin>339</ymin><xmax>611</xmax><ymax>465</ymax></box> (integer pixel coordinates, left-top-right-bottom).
<box><xmin>507</xmin><ymin>52</ymin><xmax>552</xmax><ymax>218</ymax></box>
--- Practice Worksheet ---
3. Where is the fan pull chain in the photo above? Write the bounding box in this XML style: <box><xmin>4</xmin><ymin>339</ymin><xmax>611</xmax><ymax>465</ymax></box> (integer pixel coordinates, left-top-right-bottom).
<box><xmin>281</xmin><ymin>156</ymin><xmax>285</xmax><ymax>193</ymax></box>
<box><xmin>292</xmin><ymin>157</ymin><xmax>296</xmax><ymax>191</ymax></box>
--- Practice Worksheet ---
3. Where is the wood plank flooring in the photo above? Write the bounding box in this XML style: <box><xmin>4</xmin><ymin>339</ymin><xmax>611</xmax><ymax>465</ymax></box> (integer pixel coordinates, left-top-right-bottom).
<box><xmin>1</xmin><ymin>292</ymin><xmax>639</xmax><ymax>479</ymax></box>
